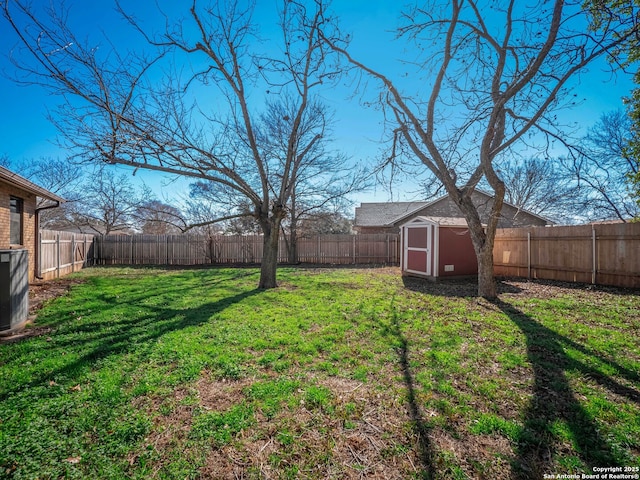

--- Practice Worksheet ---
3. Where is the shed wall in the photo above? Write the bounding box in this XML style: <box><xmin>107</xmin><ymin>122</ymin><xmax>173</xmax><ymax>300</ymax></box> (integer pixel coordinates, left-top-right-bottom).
<box><xmin>437</xmin><ymin>227</ymin><xmax>477</xmax><ymax>277</ymax></box>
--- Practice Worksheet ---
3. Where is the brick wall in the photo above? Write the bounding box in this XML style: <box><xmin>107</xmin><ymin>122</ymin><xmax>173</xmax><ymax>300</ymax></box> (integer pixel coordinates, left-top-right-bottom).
<box><xmin>0</xmin><ymin>181</ymin><xmax>37</xmax><ymax>282</ymax></box>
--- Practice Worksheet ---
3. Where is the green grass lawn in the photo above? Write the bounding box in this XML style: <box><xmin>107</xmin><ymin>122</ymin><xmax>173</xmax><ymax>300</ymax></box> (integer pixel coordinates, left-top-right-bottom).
<box><xmin>1</xmin><ymin>266</ymin><xmax>638</xmax><ymax>479</ymax></box>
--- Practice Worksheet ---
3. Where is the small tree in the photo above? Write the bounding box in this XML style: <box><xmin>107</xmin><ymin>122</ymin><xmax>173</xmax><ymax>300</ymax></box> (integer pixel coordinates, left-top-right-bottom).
<box><xmin>322</xmin><ymin>0</ymin><xmax>640</xmax><ymax>297</ymax></box>
<box><xmin>258</xmin><ymin>96</ymin><xmax>367</xmax><ymax>262</ymax></box>
<box><xmin>187</xmin><ymin>94</ymin><xmax>368</xmax><ymax>261</ymax></box>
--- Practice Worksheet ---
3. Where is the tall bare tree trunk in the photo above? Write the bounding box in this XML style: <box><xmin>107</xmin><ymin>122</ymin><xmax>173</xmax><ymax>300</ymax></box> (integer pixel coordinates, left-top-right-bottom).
<box><xmin>476</xmin><ymin>240</ymin><xmax>497</xmax><ymax>299</ymax></box>
<box><xmin>288</xmin><ymin>229</ymin><xmax>298</xmax><ymax>264</ymax></box>
<box><xmin>479</xmin><ymin>153</ymin><xmax>506</xmax><ymax>300</ymax></box>
<box><xmin>259</xmin><ymin>217</ymin><xmax>282</xmax><ymax>289</ymax></box>
<box><xmin>287</xmin><ymin>188</ymin><xmax>299</xmax><ymax>264</ymax></box>
<box><xmin>454</xmin><ymin>189</ymin><xmax>500</xmax><ymax>299</ymax></box>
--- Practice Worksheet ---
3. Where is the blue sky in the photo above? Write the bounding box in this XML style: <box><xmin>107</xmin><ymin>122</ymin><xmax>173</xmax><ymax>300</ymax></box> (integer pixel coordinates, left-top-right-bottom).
<box><xmin>0</xmin><ymin>0</ymin><xmax>635</xmax><ymax>205</ymax></box>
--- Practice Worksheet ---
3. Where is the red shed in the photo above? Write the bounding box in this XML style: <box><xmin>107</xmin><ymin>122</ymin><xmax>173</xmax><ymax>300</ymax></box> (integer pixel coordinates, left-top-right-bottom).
<box><xmin>400</xmin><ymin>216</ymin><xmax>478</xmax><ymax>280</ymax></box>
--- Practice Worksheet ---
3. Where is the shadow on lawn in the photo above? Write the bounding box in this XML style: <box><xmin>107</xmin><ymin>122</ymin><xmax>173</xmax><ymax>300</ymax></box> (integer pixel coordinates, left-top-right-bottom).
<box><xmin>402</xmin><ymin>276</ymin><xmax>523</xmax><ymax>298</ymax></box>
<box><xmin>385</xmin><ymin>305</ymin><xmax>436</xmax><ymax>480</ymax></box>
<box><xmin>492</xmin><ymin>299</ymin><xmax>639</xmax><ymax>479</ymax></box>
<box><xmin>400</xmin><ymin>278</ymin><xmax>639</xmax><ymax>478</ymax></box>
<box><xmin>0</xmin><ymin>282</ymin><xmax>262</xmax><ymax>402</ymax></box>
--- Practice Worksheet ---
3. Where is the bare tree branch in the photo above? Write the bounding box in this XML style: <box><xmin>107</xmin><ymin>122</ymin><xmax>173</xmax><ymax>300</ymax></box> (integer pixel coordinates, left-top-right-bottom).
<box><xmin>321</xmin><ymin>0</ymin><xmax>640</xmax><ymax>297</ymax></box>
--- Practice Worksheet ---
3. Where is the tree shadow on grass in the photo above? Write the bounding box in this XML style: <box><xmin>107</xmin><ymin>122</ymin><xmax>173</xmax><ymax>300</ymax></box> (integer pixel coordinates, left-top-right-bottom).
<box><xmin>402</xmin><ymin>276</ymin><xmax>523</xmax><ymax>298</ymax></box>
<box><xmin>400</xmin><ymin>277</ymin><xmax>639</xmax><ymax>478</ymax></box>
<box><xmin>381</xmin><ymin>304</ymin><xmax>436</xmax><ymax>480</ymax></box>
<box><xmin>0</xmin><ymin>285</ymin><xmax>262</xmax><ymax>402</ymax></box>
<box><xmin>492</xmin><ymin>300</ymin><xmax>639</xmax><ymax>479</ymax></box>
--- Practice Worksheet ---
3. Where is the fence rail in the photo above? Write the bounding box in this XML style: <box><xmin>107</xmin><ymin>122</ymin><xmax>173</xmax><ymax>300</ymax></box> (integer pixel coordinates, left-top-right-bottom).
<box><xmin>39</xmin><ymin>230</ymin><xmax>95</xmax><ymax>280</ymax></box>
<box><xmin>93</xmin><ymin>233</ymin><xmax>400</xmax><ymax>266</ymax></box>
<box><xmin>494</xmin><ymin>223</ymin><xmax>640</xmax><ymax>288</ymax></box>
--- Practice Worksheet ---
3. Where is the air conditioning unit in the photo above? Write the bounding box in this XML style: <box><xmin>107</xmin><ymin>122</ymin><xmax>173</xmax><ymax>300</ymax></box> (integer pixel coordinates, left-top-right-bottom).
<box><xmin>0</xmin><ymin>249</ymin><xmax>29</xmax><ymax>332</ymax></box>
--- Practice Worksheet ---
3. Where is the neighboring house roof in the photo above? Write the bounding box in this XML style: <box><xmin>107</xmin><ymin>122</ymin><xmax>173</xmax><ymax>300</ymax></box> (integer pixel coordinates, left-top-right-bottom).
<box><xmin>355</xmin><ymin>190</ymin><xmax>553</xmax><ymax>227</ymax></box>
<box><xmin>354</xmin><ymin>201</ymin><xmax>429</xmax><ymax>227</ymax></box>
<box><xmin>0</xmin><ymin>166</ymin><xmax>66</xmax><ymax>203</ymax></box>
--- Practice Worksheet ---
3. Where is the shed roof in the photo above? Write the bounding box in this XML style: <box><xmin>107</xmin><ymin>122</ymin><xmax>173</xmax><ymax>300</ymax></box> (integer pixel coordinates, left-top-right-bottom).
<box><xmin>0</xmin><ymin>166</ymin><xmax>66</xmax><ymax>203</ymax></box>
<box><xmin>403</xmin><ymin>216</ymin><xmax>470</xmax><ymax>227</ymax></box>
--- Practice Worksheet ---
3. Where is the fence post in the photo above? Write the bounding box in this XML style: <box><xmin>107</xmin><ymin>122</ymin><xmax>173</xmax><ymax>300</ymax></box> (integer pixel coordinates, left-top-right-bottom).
<box><xmin>386</xmin><ymin>235</ymin><xmax>389</xmax><ymax>264</ymax></box>
<box><xmin>71</xmin><ymin>234</ymin><xmax>76</xmax><ymax>272</ymax></box>
<box><xmin>527</xmin><ymin>230</ymin><xmax>531</xmax><ymax>279</ymax></box>
<box><xmin>56</xmin><ymin>233</ymin><xmax>61</xmax><ymax>279</ymax></box>
<box><xmin>592</xmin><ymin>224</ymin><xmax>597</xmax><ymax>285</ymax></box>
<box><xmin>38</xmin><ymin>231</ymin><xmax>42</xmax><ymax>279</ymax></box>
<box><xmin>352</xmin><ymin>236</ymin><xmax>356</xmax><ymax>264</ymax></box>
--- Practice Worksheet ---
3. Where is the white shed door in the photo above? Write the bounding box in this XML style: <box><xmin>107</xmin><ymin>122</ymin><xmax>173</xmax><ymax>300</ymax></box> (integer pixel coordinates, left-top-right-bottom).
<box><xmin>404</xmin><ymin>224</ymin><xmax>432</xmax><ymax>276</ymax></box>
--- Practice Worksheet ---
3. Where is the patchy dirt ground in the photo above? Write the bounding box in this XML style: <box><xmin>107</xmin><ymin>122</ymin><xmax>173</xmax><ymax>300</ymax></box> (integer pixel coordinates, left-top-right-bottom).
<box><xmin>403</xmin><ymin>273</ymin><xmax>640</xmax><ymax>300</ymax></box>
<box><xmin>0</xmin><ymin>277</ymin><xmax>84</xmax><ymax>343</ymax></box>
<box><xmin>29</xmin><ymin>278</ymin><xmax>85</xmax><ymax>313</ymax></box>
<box><xmin>135</xmin><ymin>374</ymin><xmax>430</xmax><ymax>480</ymax></box>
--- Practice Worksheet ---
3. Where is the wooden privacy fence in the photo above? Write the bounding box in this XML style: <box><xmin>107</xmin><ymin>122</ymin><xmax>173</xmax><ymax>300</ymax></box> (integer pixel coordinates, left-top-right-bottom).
<box><xmin>93</xmin><ymin>233</ymin><xmax>400</xmax><ymax>266</ymax></box>
<box><xmin>494</xmin><ymin>223</ymin><xmax>640</xmax><ymax>288</ymax></box>
<box><xmin>39</xmin><ymin>230</ymin><xmax>95</xmax><ymax>280</ymax></box>
<box><xmin>40</xmin><ymin>225</ymin><xmax>640</xmax><ymax>289</ymax></box>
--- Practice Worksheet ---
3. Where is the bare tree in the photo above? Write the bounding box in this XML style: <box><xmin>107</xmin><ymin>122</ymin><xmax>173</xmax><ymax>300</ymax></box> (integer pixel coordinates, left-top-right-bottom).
<box><xmin>497</xmin><ymin>157</ymin><xmax>580</xmax><ymax>223</ymax></box>
<box><xmin>586</xmin><ymin>0</ymin><xmax>640</xmax><ymax>213</ymax></box>
<box><xmin>560</xmin><ymin>110</ymin><xmax>639</xmax><ymax>221</ymax></box>
<box><xmin>296</xmin><ymin>210</ymin><xmax>352</xmax><ymax>236</ymax></box>
<box><xmin>70</xmin><ymin>170</ymin><xmax>144</xmax><ymax>235</ymax></box>
<box><xmin>321</xmin><ymin>0</ymin><xmax>640</xmax><ymax>297</ymax></box>
<box><xmin>135</xmin><ymin>200</ymin><xmax>185</xmax><ymax>234</ymax></box>
<box><xmin>495</xmin><ymin>112</ymin><xmax>638</xmax><ymax>223</ymax></box>
<box><xmin>258</xmin><ymin>95</ymin><xmax>368</xmax><ymax>262</ymax></box>
<box><xmin>2</xmin><ymin>0</ymin><xmax>344</xmax><ymax>289</ymax></box>
<box><xmin>188</xmin><ymin>94</ymin><xmax>367</xmax><ymax>262</ymax></box>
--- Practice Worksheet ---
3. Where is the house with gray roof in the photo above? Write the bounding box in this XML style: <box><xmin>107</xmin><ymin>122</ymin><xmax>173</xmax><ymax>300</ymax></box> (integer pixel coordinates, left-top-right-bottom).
<box><xmin>354</xmin><ymin>190</ymin><xmax>552</xmax><ymax>234</ymax></box>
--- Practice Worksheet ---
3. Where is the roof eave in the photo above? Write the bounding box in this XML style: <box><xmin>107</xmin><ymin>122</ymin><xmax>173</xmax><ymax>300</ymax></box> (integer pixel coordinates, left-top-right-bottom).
<box><xmin>0</xmin><ymin>166</ymin><xmax>66</xmax><ymax>203</ymax></box>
